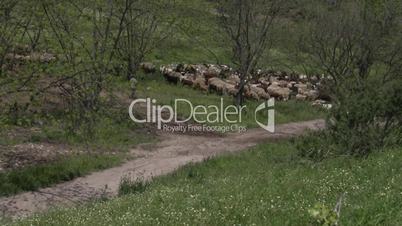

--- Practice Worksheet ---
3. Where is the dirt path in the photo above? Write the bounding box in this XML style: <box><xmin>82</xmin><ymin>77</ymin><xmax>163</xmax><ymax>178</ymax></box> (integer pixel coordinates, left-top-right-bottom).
<box><xmin>0</xmin><ymin>120</ymin><xmax>325</xmax><ymax>219</ymax></box>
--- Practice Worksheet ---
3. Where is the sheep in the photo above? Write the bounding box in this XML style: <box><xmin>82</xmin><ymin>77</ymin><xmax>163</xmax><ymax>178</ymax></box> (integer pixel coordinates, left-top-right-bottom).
<box><xmin>193</xmin><ymin>74</ymin><xmax>208</xmax><ymax>91</ymax></box>
<box><xmin>267</xmin><ymin>84</ymin><xmax>291</xmax><ymax>101</ymax></box>
<box><xmin>225</xmin><ymin>74</ymin><xmax>240</xmax><ymax>85</ymax></box>
<box><xmin>208</xmin><ymin>77</ymin><xmax>239</xmax><ymax>97</ymax></box>
<box><xmin>208</xmin><ymin>77</ymin><xmax>227</xmax><ymax>95</ymax></box>
<box><xmin>140</xmin><ymin>62</ymin><xmax>156</xmax><ymax>74</ymax></box>
<box><xmin>163</xmin><ymin>71</ymin><xmax>181</xmax><ymax>84</ymax></box>
<box><xmin>204</xmin><ymin>65</ymin><xmax>221</xmax><ymax>80</ymax></box>
<box><xmin>244</xmin><ymin>88</ymin><xmax>260</xmax><ymax>100</ymax></box>
<box><xmin>251</xmin><ymin>85</ymin><xmax>270</xmax><ymax>100</ymax></box>
<box><xmin>181</xmin><ymin>73</ymin><xmax>194</xmax><ymax>86</ymax></box>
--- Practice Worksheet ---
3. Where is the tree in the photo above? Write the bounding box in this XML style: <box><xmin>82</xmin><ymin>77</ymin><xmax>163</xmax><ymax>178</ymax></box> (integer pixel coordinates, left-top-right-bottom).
<box><xmin>0</xmin><ymin>0</ymin><xmax>46</xmax><ymax>106</ymax></box>
<box><xmin>0</xmin><ymin>0</ymin><xmax>20</xmax><ymax>78</ymax></box>
<box><xmin>300</xmin><ymin>0</ymin><xmax>402</xmax><ymax>157</ymax></box>
<box><xmin>217</xmin><ymin>0</ymin><xmax>282</xmax><ymax>107</ymax></box>
<box><xmin>116</xmin><ymin>0</ymin><xmax>175</xmax><ymax>80</ymax></box>
<box><xmin>41</xmin><ymin>0</ymin><xmax>125</xmax><ymax>135</ymax></box>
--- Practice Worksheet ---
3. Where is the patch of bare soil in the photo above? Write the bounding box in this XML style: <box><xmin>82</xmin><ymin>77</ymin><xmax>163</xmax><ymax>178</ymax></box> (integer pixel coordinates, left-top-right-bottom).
<box><xmin>0</xmin><ymin>119</ymin><xmax>325</xmax><ymax>219</ymax></box>
<box><xmin>0</xmin><ymin>126</ymin><xmax>78</xmax><ymax>172</ymax></box>
<box><xmin>0</xmin><ymin>143</ymin><xmax>74</xmax><ymax>172</ymax></box>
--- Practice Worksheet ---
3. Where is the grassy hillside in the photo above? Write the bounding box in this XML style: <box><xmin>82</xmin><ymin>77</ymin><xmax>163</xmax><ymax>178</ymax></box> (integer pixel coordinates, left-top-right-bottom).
<box><xmin>146</xmin><ymin>0</ymin><xmax>301</xmax><ymax>71</ymax></box>
<box><xmin>148</xmin><ymin>0</ymin><xmax>231</xmax><ymax>65</ymax></box>
<box><xmin>0</xmin><ymin>0</ymin><xmax>326</xmax><ymax>200</ymax></box>
<box><xmin>14</xmin><ymin>140</ymin><xmax>402</xmax><ymax>225</ymax></box>
<box><xmin>0</xmin><ymin>74</ymin><xmax>325</xmax><ymax>199</ymax></box>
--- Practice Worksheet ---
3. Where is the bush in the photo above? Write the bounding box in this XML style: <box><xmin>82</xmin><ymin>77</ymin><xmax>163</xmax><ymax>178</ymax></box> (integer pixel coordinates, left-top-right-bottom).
<box><xmin>332</xmin><ymin>80</ymin><xmax>401</xmax><ymax>155</ymax></box>
<box><xmin>298</xmin><ymin>79</ymin><xmax>402</xmax><ymax>160</ymax></box>
<box><xmin>297</xmin><ymin>0</ymin><xmax>402</xmax><ymax>160</ymax></box>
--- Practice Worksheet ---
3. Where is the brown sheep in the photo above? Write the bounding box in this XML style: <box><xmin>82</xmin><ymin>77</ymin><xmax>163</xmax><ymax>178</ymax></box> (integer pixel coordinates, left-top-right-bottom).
<box><xmin>251</xmin><ymin>85</ymin><xmax>270</xmax><ymax>100</ymax></box>
<box><xmin>181</xmin><ymin>73</ymin><xmax>194</xmax><ymax>87</ymax></box>
<box><xmin>244</xmin><ymin>86</ymin><xmax>260</xmax><ymax>100</ymax></box>
<box><xmin>208</xmin><ymin>77</ymin><xmax>227</xmax><ymax>94</ymax></box>
<box><xmin>140</xmin><ymin>62</ymin><xmax>156</xmax><ymax>74</ymax></box>
<box><xmin>226</xmin><ymin>74</ymin><xmax>240</xmax><ymax>85</ymax></box>
<box><xmin>163</xmin><ymin>71</ymin><xmax>181</xmax><ymax>84</ymax></box>
<box><xmin>267</xmin><ymin>84</ymin><xmax>291</xmax><ymax>101</ymax></box>
<box><xmin>225</xmin><ymin>84</ymin><xmax>238</xmax><ymax>96</ymax></box>
<box><xmin>204</xmin><ymin>65</ymin><xmax>221</xmax><ymax>80</ymax></box>
<box><xmin>193</xmin><ymin>75</ymin><xmax>208</xmax><ymax>91</ymax></box>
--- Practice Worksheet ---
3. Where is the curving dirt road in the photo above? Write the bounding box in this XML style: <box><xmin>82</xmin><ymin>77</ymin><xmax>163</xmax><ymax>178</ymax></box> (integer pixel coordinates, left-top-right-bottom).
<box><xmin>0</xmin><ymin>119</ymin><xmax>325</xmax><ymax>219</ymax></box>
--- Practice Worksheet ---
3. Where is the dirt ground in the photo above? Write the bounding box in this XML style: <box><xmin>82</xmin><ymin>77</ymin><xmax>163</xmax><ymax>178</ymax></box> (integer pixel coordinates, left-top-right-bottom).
<box><xmin>0</xmin><ymin>126</ymin><xmax>77</xmax><ymax>172</ymax></box>
<box><xmin>0</xmin><ymin>142</ymin><xmax>75</xmax><ymax>172</ymax></box>
<box><xmin>0</xmin><ymin>119</ymin><xmax>325</xmax><ymax>219</ymax></box>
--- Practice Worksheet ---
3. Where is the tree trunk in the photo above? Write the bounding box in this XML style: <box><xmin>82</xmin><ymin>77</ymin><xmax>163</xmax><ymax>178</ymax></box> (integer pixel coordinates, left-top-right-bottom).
<box><xmin>235</xmin><ymin>79</ymin><xmax>246</xmax><ymax>109</ymax></box>
<box><xmin>127</xmin><ymin>59</ymin><xmax>134</xmax><ymax>80</ymax></box>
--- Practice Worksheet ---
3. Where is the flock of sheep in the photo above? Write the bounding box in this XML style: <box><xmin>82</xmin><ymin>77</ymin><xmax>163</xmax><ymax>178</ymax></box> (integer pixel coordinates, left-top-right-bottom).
<box><xmin>157</xmin><ymin>63</ymin><xmax>330</xmax><ymax>104</ymax></box>
<box><xmin>4</xmin><ymin>46</ymin><xmax>329</xmax><ymax>106</ymax></box>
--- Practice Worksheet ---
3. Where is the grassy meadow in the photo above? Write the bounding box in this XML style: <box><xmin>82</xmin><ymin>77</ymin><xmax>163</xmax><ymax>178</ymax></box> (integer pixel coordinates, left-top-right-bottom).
<box><xmin>13</xmin><ymin>140</ymin><xmax>402</xmax><ymax>225</ymax></box>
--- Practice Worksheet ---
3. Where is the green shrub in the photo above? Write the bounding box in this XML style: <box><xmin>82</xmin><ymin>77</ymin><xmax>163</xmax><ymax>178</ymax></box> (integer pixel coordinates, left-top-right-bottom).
<box><xmin>298</xmin><ymin>79</ymin><xmax>402</xmax><ymax>160</ymax></box>
<box><xmin>118</xmin><ymin>176</ymin><xmax>149</xmax><ymax>196</ymax></box>
<box><xmin>297</xmin><ymin>0</ymin><xmax>402</xmax><ymax>159</ymax></box>
<box><xmin>330</xmin><ymin>80</ymin><xmax>401</xmax><ymax>155</ymax></box>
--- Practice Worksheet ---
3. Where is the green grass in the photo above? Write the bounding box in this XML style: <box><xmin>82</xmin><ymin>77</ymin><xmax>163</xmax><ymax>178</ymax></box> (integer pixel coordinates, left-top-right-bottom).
<box><xmin>0</xmin><ymin>125</ymin><xmax>32</xmax><ymax>147</ymax></box>
<box><xmin>33</xmin><ymin>114</ymin><xmax>154</xmax><ymax>151</ymax></box>
<box><xmin>146</xmin><ymin>0</ymin><xmax>310</xmax><ymax>72</ymax></box>
<box><xmin>0</xmin><ymin>110</ymin><xmax>155</xmax><ymax>152</ymax></box>
<box><xmin>148</xmin><ymin>0</ymin><xmax>231</xmax><ymax>65</ymax></box>
<box><xmin>14</xmin><ymin>140</ymin><xmax>402</xmax><ymax>225</ymax></box>
<box><xmin>0</xmin><ymin>154</ymin><xmax>123</xmax><ymax>197</ymax></box>
<box><xmin>137</xmin><ymin>73</ymin><xmax>326</xmax><ymax>127</ymax></box>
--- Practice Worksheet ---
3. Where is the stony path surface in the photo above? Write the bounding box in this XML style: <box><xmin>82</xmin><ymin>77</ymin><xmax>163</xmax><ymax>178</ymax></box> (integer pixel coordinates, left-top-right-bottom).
<box><xmin>0</xmin><ymin>120</ymin><xmax>325</xmax><ymax>219</ymax></box>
